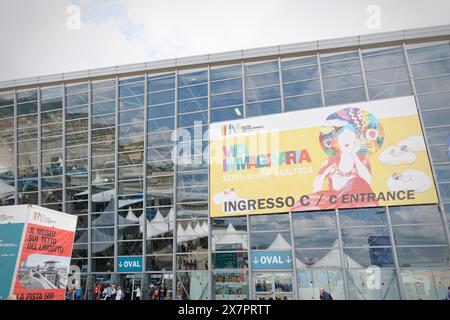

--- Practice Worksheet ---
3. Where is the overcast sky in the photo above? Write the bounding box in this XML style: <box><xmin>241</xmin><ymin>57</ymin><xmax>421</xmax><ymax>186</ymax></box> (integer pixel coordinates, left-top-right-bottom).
<box><xmin>1</xmin><ymin>0</ymin><xmax>450</xmax><ymax>81</ymax></box>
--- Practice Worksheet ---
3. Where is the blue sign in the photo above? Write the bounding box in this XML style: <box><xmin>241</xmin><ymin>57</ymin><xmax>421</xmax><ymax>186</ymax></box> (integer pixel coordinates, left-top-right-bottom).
<box><xmin>0</xmin><ymin>223</ymin><xmax>25</xmax><ymax>300</ymax></box>
<box><xmin>117</xmin><ymin>256</ymin><xmax>142</xmax><ymax>272</ymax></box>
<box><xmin>251</xmin><ymin>250</ymin><xmax>293</xmax><ymax>270</ymax></box>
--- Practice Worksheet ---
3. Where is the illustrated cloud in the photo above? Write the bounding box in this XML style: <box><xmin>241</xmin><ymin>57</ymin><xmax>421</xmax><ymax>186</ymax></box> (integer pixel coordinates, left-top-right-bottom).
<box><xmin>387</xmin><ymin>169</ymin><xmax>432</xmax><ymax>193</ymax></box>
<box><xmin>379</xmin><ymin>135</ymin><xmax>426</xmax><ymax>166</ymax></box>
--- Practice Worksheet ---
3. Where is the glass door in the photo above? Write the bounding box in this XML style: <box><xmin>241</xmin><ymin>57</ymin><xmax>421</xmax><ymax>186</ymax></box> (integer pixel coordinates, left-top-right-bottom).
<box><xmin>297</xmin><ymin>269</ymin><xmax>345</xmax><ymax>300</ymax></box>
<box><xmin>120</xmin><ymin>274</ymin><xmax>142</xmax><ymax>300</ymax></box>
<box><xmin>253</xmin><ymin>272</ymin><xmax>294</xmax><ymax>300</ymax></box>
<box><xmin>254</xmin><ymin>273</ymin><xmax>273</xmax><ymax>300</ymax></box>
<box><xmin>274</xmin><ymin>273</ymin><xmax>294</xmax><ymax>300</ymax></box>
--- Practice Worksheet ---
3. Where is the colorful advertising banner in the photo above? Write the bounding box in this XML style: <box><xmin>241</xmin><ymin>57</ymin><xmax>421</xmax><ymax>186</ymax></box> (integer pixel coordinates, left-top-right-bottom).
<box><xmin>0</xmin><ymin>205</ymin><xmax>77</xmax><ymax>300</ymax></box>
<box><xmin>209</xmin><ymin>96</ymin><xmax>438</xmax><ymax>217</ymax></box>
<box><xmin>0</xmin><ymin>210</ymin><xmax>27</xmax><ymax>300</ymax></box>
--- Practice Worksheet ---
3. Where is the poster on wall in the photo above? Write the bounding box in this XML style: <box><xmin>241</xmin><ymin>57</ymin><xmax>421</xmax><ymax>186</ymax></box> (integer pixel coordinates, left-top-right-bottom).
<box><xmin>0</xmin><ymin>209</ymin><xmax>27</xmax><ymax>300</ymax></box>
<box><xmin>0</xmin><ymin>205</ymin><xmax>77</xmax><ymax>300</ymax></box>
<box><xmin>209</xmin><ymin>96</ymin><xmax>438</xmax><ymax>217</ymax></box>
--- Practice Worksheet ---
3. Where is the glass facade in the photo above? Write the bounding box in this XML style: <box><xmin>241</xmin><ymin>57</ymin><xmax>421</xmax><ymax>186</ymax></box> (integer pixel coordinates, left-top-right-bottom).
<box><xmin>0</xmin><ymin>35</ymin><xmax>449</xmax><ymax>300</ymax></box>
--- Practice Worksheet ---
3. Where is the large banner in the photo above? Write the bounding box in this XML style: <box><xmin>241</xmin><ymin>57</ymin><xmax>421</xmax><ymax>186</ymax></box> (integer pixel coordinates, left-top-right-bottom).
<box><xmin>0</xmin><ymin>205</ymin><xmax>77</xmax><ymax>300</ymax></box>
<box><xmin>209</xmin><ymin>96</ymin><xmax>438</xmax><ymax>217</ymax></box>
<box><xmin>0</xmin><ymin>210</ymin><xmax>27</xmax><ymax>300</ymax></box>
<box><xmin>13</xmin><ymin>207</ymin><xmax>77</xmax><ymax>300</ymax></box>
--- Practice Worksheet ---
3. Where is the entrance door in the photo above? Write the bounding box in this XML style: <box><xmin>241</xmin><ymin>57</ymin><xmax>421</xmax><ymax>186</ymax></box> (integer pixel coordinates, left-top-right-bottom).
<box><xmin>253</xmin><ymin>272</ymin><xmax>294</xmax><ymax>300</ymax></box>
<box><xmin>120</xmin><ymin>274</ymin><xmax>142</xmax><ymax>300</ymax></box>
<box><xmin>297</xmin><ymin>269</ymin><xmax>345</xmax><ymax>300</ymax></box>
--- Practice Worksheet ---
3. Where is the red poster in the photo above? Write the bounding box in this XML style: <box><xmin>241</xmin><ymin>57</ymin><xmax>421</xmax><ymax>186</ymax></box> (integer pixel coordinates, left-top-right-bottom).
<box><xmin>13</xmin><ymin>223</ymin><xmax>75</xmax><ymax>300</ymax></box>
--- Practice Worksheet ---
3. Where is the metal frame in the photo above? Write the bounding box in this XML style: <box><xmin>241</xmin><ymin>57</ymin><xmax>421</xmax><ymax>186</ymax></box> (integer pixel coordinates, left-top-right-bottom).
<box><xmin>402</xmin><ymin>43</ymin><xmax>450</xmax><ymax>251</ymax></box>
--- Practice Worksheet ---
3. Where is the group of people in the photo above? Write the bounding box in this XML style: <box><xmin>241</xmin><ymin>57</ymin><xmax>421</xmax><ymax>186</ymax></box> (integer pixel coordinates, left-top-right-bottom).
<box><xmin>93</xmin><ymin>283</ymin><xmax>142</xmax><ymax>300</ymax></box>
<box><xmin>148</xmin><ymin>283</ymin><xmax>168</xmax><ymax>300</ymax></box>
<box><xmin>65</xmin><ymin>285</ymin><xmax>82</xmax><ymax>300</ymax></box>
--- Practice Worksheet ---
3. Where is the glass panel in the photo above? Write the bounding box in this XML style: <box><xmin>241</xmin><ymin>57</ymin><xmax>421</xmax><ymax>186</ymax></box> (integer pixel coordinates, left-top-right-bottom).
<box><xmin>176</xmin><ymin>272</ymin><xmax>209</xmax><ymax>300</ymax></box>
<box><xmin>407</xmin><ymin>43</ymin><xmax>450</xmax><ymax>64</ymax></box>
<box><xmin>393</xmin><ymin>225</ymin><xmax>447</xmax><ymax>246</ymax></box>
<box><xmin>323</xmin><ymin>73</ymin><xmax>363</xmax><ymax>90</ymax></box>
<box><xmin>210</xmin><ymin>65</ymin><xmax>242</xmax><ymax>81</ymax></box>
<box><xmin>362</xmin><ymin>49</ymin><xmax>405</xmax><ymax>70</ymax></box>
<box><xmin>365</xmin><ymin>66</ymin><xmax>409</xmax><ymax>85</ymax></box>
<box><xmin>148</xmin><ymin>90</ymin><xmax>175</xmax><ymax>105</ymax></box>
<box><xmin>321</xmin><ymin>59</ymin><xmax>361</xmax><ymax>77</ymax></box>
<box><xmin>246</xmin><ymin>100</ymin><xmax>281</xmax><ymax>117</ymax></box>
<box><xmin>297</xmin><ymin>269</ymin><xmax>345</xmax><ymax>300</ymax></box>
<box><xmin>295</xmin><ymin>229</ymin><xmax>338</xmax><ymax>249</ymax></box>
<box><xmin>178</xmin><ymin>84</ymin><xmax>208</xmax><ymax>100</ymax></box>
<box><xmin>211</xmin><ymin>106</ymin><xmax>243</xmax><ymax>123</ymax></box>
<box><xmin>178</xmin><ymin>98</ymin><xmax>208</xmax><ymax>114</ymax></box>
<box><xmin>368</xmin><ymin>82</ymin><xmax>412</xmax><ymax>100</ymax></box>
<box><xmin>344</xmin><ymin>247</ymin><xmax>395</xmax><ymax>268</ymax></box>
<box><xmin>397</xmin><ymin>246</ymin><xmax>450</xmax><ymax>267</ymax></box>
<box><xmin>339</xmin><ymin>207</ymin><xmax>387</xmax><ymax>227</ymax></box>
<box><xmin>148</xmin><ymin>103</ymin><xmax>174</xmax><ymax>119</ymax></box>
<box><xmin>178</xmin><ymin>70</ymin><xmax>207</xmax><ymax>86</ymax></box>
<box><xmin>250</xmin><ymin>232</ymin><xmax>291</xmax><ymax>250</ymax></box>
<box><xmin>211</xmin><ymin>78</ymin><xmax>242</xmax><ymax>94</ymax></box>
<box><xmin>211</xmin><ymin>91</ymin><xmax>243</xmax><ymax>108</ymax></box>
<box><xmin>245</xmin><ymin>61</ymin><xmax>278</xmax><ymax>75</ymax></box>
<box><xmin>400</xmin><ymin>269</ymin><xmax>450</xmax><ymax>300</ymax></box>
<box><xmin>414</xmin><ymin>75</ymin><xmax>450</xmax><ymax>94</ymax></box>
<box><xmin>250</xmin><ymin>214</ymin><xmax>290</xmax><ymax>231</ymax></box>
<box><xmin>284</xmin><ymin>94</ymin><xmax>322</xmax><ymax>112</ymax></box>
<box><xmin>282</xmin><ymin>65</ymin><xmax>319</xmax><ymax>82</ymax></box>
<box><xmin>146</xmin><ymin>255</ymin><xmax>173</xmax><ymax>271</ymax></box>
<box><xmin>418</xmin><ymin>91</ymin><xmax>450</xmax><ymax>110</ymax></box>
<box><xmin>246</xmin><ymin>72</ymin><xmax>279</xmax><ymax>89</ymax></box>
<box><xmin>283</xmin><ymin>79</ymin><xmax>321</xmax><ymax>97</ymax></box>
<box><xmin>119</xmin><ymin>81</ymin><xmax>144</xmax><ymax>98</ymax></box>
<box><xmin>422</xmin><ymin>109</ymin><xmax>450</xmax><ymax>127</ymax></box>
<box><xmin>148</xmin><ymin>74</ymin><xmax>175</xmax><ymax>92</ymax></box>
<box><xmin>389</xmin><ymin>205</ymin><xmax>442</xmax><ymax>225</ymax></box>
<box><xmin>92</xmin><ymin>100</ymin><xmax>115</xmax><ymax>116</ymax></box>
<box><xmin>293</xmin><ymin>210</ymin><xmax>336</xmax><ymax>229</ymax></box>
<box><xmin>324</xmin><ymin>87</ymin><xmax>366</xmax><ymax>106</ymax></box>
<box><xmin>347</xmin><ymin>268</ymin><xmax>400</xmax><ymax>300</ymax></box>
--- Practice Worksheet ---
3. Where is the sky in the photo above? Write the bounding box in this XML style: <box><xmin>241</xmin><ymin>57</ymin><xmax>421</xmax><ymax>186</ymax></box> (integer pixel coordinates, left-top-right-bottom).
<box><xmin>1</xmin><ymin>0</ymin><xmax>450</xmax><ymax>82</ymax></box>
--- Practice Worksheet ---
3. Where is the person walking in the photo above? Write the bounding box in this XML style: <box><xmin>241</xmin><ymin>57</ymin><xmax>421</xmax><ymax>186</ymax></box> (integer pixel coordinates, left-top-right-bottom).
<box><xmin>111</xmin><ymin>285</ymin><xmax>117</xmax><ymax>300</ymax></box>
<box><xmin>115</xmin><ymin>286</ymin><xmax>124</xmax><ymax>300</ymax></box>
<box><xmin>319</xmin><ymin>288</ymin><xmax>333</xmax><ymax>300</ymax></box>
<box><xmin>134</xmin><ymin>285</ymin><xmax>142</xmax><ymax>300</ymax></box>
<box><xmin>148</xmin><ymin>284</ymin><xmax>155</xmax><ymax>300</ymax></box>
<box><xmin>75</xmin><ymin>285</ymin><xmax>82</xmax><ymax>300</ymax></box>
<box><xmin>103</xmin><ymin>284</ymin><xmax>113</xmax><ymax>300</ymax></box>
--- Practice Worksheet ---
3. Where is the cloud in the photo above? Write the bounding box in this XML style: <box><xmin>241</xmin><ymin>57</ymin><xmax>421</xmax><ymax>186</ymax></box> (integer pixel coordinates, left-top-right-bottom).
<box><xmin>1</xmin><ymin>0</ymin><xmax>450</xmax><ymax>81</ymax></box>
<box><xmin>0</xmin><ymin>0</ymin><xmax>149</xmax><ymax>81</ymax></box>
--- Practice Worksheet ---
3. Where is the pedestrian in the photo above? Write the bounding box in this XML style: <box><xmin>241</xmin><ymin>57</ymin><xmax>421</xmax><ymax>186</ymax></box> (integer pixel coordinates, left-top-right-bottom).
<box><xmin>115</xmin><ymin>286</ymin><xmax>123</xmax><ymax>300</ymax></box>
<box><xmin>149</xmin><ymin>284</ymin><xmax>155</xmax><ymax>300</ymax></box>
<box><xmin>103</xmin><ymin>284</ymin><xmax>112</xmax><ymax>300</ymax></box>
<box><xmin>134</xmin><ymin>285</ymin><xmax>141</xmax><ymax>300</ymax></box>
<box><xmin>153</xmin><ymin>284</ymin><xmax>160</xmax><ymax>300</ymax></box>
<box><xmin>111</xmin><ymin>285</ymin><xmax>117</xmax><ymax>300</ymax></box>
<box><xmin>75</xmin><ymin>285</ymin><xmax>82</xmax><ymax>300</ymax></box>
<box><xmin>319</xmin><ymin>288</ymin><xmax>333</xmax><ymax>300</ymax></box>
<box><xmin>444</xmin><ymin>286</ymin><xmax>450</xmax><ymax>300</ymax></box>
